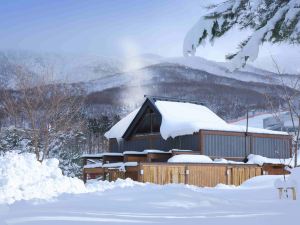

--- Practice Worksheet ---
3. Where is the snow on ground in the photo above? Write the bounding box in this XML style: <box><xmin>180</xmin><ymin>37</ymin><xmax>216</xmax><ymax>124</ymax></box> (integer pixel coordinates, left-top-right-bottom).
<box><xmin>0</xmin><ymin>152</ymin><xmax>86</xmax><ymax>204</ymax></box>
<box><xmin>0</xmin><ymin>152</ymin><xmax>299</xmax><ymax>225</ymax></box>
<box><xmin>1</xmin><ymin>176</ymin><xmax>299</xmax><ymax>225</ymax></box>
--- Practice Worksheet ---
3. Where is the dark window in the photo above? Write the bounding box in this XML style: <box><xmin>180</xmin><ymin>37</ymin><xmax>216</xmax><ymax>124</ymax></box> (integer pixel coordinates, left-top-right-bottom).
<box><xmin>152</xmin><ymin>112</ymin><xmax>161</xmax><ymax>132</ymax></box>
<box><xmin>135</xmin><ymin>108</ymin><xmax>161</xmax><ymax>135</ymax></box>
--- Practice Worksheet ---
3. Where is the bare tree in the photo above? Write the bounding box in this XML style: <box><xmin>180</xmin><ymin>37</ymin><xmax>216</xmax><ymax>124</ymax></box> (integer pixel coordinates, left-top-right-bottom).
<box><xmin>1</xmin><ymin>65</ymin><xmax>86</xmax><ymax>161</ymax></box>
<box><xmin>264</xmin><ymin>56</ymin><xmax>300</xmax><ymax>167</ymax></box>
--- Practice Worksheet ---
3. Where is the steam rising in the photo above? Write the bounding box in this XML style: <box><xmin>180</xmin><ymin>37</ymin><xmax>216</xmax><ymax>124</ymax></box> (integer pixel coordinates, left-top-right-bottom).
<box><xmin>119</xmin><ymin>38</ymin><xmax>152</xmax><ymax>109</ymax></box>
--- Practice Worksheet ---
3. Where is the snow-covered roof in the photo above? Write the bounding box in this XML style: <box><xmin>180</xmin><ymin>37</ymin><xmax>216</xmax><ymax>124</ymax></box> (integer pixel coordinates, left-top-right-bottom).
<box><xmin>81</xmin><ymin>153</ymin><xmax>123</xmax><ymax>158</ymax></box>
<box><xmin>84</xmin><ymin>163</ymin><xmax>103</xmax><ymax>169</ymax></box>
<box><xmin>123</xmin><ymin>151</ymin><xmax>147</xmax><ymax>155</ymax></box>
<box><xmin>105</xmin><ymin>98</ymin><xmax>289</xmax><ymax>140</ymax></box>
<box><xmin>104</xmin><ymin>108</ymin><xmax>140</xmax><ymax>140</ymax></box>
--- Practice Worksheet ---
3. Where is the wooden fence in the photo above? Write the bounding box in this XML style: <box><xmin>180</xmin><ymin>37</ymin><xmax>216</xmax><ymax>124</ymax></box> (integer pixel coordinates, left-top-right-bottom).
<box><xmin>84</xmin><ymin>162</ymin><xmax>265</xmax><ymax>187</ymax></box>
<box><xmin>139</xmin><ymin>163</ymin><xmax>263</xmax><ymax>186</ymax></box>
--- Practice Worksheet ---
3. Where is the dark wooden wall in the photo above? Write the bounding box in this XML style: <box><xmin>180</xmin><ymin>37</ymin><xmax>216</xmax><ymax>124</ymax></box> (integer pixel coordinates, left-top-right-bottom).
<box><xmin>109</xmin><ymin>131</ymin><xmax>292</xmax><ymax>159</ymax></box>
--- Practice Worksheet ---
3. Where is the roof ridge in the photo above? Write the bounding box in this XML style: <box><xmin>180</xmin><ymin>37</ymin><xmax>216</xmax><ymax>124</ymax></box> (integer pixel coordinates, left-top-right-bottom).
<box><xmin>144</xmin><ymin>95</ymin><xmax>205</xmax><ymax>106</ymax></box>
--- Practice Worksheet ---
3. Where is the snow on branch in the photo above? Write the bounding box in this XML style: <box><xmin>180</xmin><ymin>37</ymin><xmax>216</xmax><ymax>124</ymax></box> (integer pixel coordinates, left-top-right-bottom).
<box><xmin>183</xmin><ymin>0</ymin><xmax>300</xmax><ymax>69</ymax></box>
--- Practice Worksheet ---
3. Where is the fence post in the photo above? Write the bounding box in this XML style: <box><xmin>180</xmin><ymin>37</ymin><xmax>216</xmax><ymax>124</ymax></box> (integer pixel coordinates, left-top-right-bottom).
<box><xmin>185</xmin><ymin>165</ymin><xmax>189</xmax><ymax>185</ymax></box>
<box><xmin>139</xmin><ymin>164</ymin><xmax>144</xmax><ymax>183</ymax></box>
<box><xmin>226</xmin><ymin>166</ymin><xmax>232</xmax><ymax>185</ymax></box>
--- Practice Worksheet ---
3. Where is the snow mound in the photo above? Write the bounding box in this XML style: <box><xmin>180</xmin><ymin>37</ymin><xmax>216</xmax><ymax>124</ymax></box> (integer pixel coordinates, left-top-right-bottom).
<box><xmin>85</xmin><ymin>178</ymin><xmax>145</xmax><ymax>192</ymax></box>
<box><xmin>241</xmin><ymin>175</ymin><xmax>285</xmax><ymax>189</ymax></box>
<box><xmin>168</xmin><ymin>155</ymin><xmax>213</xmax><ymax>163</ymax></box>
<box><xmin>0</xmin><ymin>152</ymin><xmax>86</xmax><ymax>204</ymax></box>
<box><xmin>274</xmin><ymin>167</ymin><xmax>299</xmax><ymax>194</ymax></box>
<box><xmin>247</xmin><ymin>154</ymin><xmax>291</xmax><ymax>166</ymax></box>
<box><xmin>0</xmin><ymin>152</ymin><xmax>145</xmax><ymax>204</ymax></box>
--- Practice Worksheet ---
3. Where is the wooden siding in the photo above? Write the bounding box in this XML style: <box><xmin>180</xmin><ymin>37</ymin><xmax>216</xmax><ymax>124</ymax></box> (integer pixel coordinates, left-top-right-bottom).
<box><xmin>123</xmin><ymin>154</ymin><xmax>148</xmax><ymax>163</ymax></box>
<box><xmin>107</xmin><ymin>167</ymin><xmax>139</xmax><ymax>182</ymax></box>
<box><xmin>262</xmin><ymin>163</ymin><xmax>291</xmax><ymax>175</ymax></box>
<box><xmin>140</xmin><ymin>164</ymin><xmax>185</xmax><ymax>184</ymax></box>
<box><xmin>83</xmin><ymin>167</ymin><xmax>105</xmax><ymax>182</ymax></box>
<box><xmin>139</xmin><ymin>163</ymin><xmax>262</xmax><ymax>187</ymax></box>
<box><xmin>109</xmin><ymin>129</ymin><xmax>292</xmax><ymax>159</ymax></box>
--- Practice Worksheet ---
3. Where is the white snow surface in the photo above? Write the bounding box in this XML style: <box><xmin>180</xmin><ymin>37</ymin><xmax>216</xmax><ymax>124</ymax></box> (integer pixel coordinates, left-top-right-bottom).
<box><xmin>104</xmin><ymin>108</ymin><xmax>140</xmax><ymax>139</ymax></box>
<box><xmin>168</xmin><ymin>155</ymin><xmax>213</xmax><ymax>163</ymax></box>
<box><xmin>105</xmin><ymin>100</ymin><xmax>288</xmax><ymax>140</ymax></box>
<box><xmin>143</xmin><ymin>149</ymin><xmax>169</xmax><ymax>154</ymax></box>
<box><xmin>82</xmin><ymin>152</ymin><xmax>123</xmax><ymax>158</ymax></box>
<box><xmin>123</xmin><ymin>151</ymin><xmax>147</xmax><ymax>155</ymax></box>
<box><xmin>183</xmin><ymin>0</ymin><xmax>300</xmax><ymax>69</ymax></box>
<box><xmin>156</xmin><ymin>100</ymin><xmax>288</xmax><ymax>139</ymax></box>
<box><xmin>84</xmin><ymin>163</ymin><xmax>103</xmax><ymax>169</ymax></box>
<box><xmin>274</xmin><ymin>167</ymin><xmax>300</xmax><ymax>191</ymax></box>
<box><xmin>102</xmin><ymin>162</ymin><xmax>138</xmax><ymax>168</ymax></box>
<box><xmin>168</xmin><ymin>154</ymin><xmax>294</xmax><ymax>166</ymax></box>
<box><xmin>0</xmin><ymin>152</ymin><xmax>86</xmax><ymax>204</ymax></box>
<box><xmin>247</xmin><ymin>154</ymin><xmax>292</xmax><ymax>166</ymax></box>
<box><xmin>1</xmin><ymin>152</ymin><xmax>300</xmax><ymax>225</ymax></box>
<box><xmin>2</xmin><ymin>173</ymin><xmax>299</xmax><ymax>225</ymax></box>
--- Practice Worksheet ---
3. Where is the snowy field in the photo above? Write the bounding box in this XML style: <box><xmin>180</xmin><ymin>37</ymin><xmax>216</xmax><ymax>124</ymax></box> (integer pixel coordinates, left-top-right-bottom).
<box><xmin>1</xmin><ymin>179</ymin><xmax>299</xmax><ymax>225</ymax></box>
<box><xmin>0</xmin><ymin>152</ymin><xmax>299</xmax><ymax>225</ymax></box>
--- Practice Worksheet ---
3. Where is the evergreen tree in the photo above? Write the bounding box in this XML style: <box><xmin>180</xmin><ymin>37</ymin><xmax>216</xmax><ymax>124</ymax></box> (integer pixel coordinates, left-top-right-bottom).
<box><xmin>183</xmin><ymin>0</ymin><xmax>300</xmax><ymax>69</ymax></box>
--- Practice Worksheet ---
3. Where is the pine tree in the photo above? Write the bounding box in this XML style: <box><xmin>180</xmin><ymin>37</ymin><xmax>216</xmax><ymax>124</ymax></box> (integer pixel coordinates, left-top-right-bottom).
<box><xmin>183</xmin><ymin>0</ymin><xmax>300</xmax><ymax>69</ymax></box>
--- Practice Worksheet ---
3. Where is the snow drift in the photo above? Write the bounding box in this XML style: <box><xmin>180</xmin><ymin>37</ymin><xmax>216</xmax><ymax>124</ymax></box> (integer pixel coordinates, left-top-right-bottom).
<box><xmin>0</xmin><ymin>152</ymin><xmax>145</xmax><ymax>204</ymax></box>
<box><xmin>0</xmin><ymin>152</ymin><xmax>86</xmax><ymax>204</ymax></box>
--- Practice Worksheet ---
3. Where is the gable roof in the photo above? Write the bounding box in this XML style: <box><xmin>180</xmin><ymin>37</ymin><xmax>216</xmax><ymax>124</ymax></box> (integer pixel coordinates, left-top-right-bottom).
<box><xmin>104</xmin><ymin>96</ymin><xmax>289</xmax><ymax>140</ymax></box>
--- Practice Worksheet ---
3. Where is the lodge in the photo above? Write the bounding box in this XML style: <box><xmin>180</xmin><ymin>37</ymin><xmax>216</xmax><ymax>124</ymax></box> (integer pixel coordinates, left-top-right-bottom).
<box><xmin>82</xmin><ymin>96</ymin><xmax>292</xmax><ymax>187</ymax></box>
<box><xmin>106</xmin><ymin>96</ymin><xmax>291</xmax><ymax>159</ymax></box>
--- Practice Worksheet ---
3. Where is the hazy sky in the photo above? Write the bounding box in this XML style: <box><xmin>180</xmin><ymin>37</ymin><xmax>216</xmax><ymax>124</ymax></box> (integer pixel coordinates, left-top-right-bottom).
<box><xmin>0</xmin><ymin>0</ymin><xmax>205</xmax><ymax>56</ymax></box>
<box><xmin>0</xmin><ymin>0</ymin><xmax>299</xmax><ymax>73</ymax></box>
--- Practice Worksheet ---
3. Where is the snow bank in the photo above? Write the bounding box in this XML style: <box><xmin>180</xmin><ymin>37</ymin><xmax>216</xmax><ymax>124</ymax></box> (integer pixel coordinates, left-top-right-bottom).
<box><xmin>85</xmin><ymin>178</ymin><xmax>145</xmax><ymax>192</ymax></box>
<box><xmin>274</xmin><ymin>167</ymin><xmax>299</xmax><ymax>194</ymax></box>
<box><xmin>0</xmin><ymin>152</ymin><xmax>86</xmax><ymax>204</ymax></box>
<box><xmin>247</xmin><ymin>154</ymin><xmax>292</xmax><ymax>166</ymax></box>
<box><xmin>168</xmin><ymin>155</ymin><xmax>212</xmax><ymax>163</ymax></box>
<box><xmin>241</xmin><ymin>175</ymin><xmax>285</xmax><ymax>189</ymax></box>
<box><xmin>0</xmin><ymin>152</ymin><xmax>144</xmax><ymax>204</ymax></box>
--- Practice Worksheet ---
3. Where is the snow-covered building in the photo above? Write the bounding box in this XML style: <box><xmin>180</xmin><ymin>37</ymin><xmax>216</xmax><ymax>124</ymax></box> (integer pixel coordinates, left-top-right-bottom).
<box><xmin>105</xmin><ymin>96</ymin><xmax>292</xmax><ymax>160</ymax></box>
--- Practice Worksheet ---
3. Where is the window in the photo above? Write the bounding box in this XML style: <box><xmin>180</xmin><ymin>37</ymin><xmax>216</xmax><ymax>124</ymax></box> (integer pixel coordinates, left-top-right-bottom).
<box><xmin>135</xmin><ymin>108</ymin><xmax>161</xmax><ymax>134</ymax></box>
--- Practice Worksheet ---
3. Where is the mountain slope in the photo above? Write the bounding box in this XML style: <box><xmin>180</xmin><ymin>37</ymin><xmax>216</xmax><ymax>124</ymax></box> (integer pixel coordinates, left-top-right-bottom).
<box><xmin>1</xmin><ymin>50</ymin><xmax>299</xmax><ymax>86</ymax></box>
<box><xmin>85</xmin><ymin>63</ymin><xmax>298</xmax><ymax>119</ymax></box>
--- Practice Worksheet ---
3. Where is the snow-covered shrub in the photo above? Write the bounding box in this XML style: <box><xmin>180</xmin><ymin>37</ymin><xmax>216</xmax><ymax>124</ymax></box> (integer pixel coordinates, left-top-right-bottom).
<box><xmin>0</xmin><ymin>126</ymin><xmax>34</xmax><ymax>153</ymax></box>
